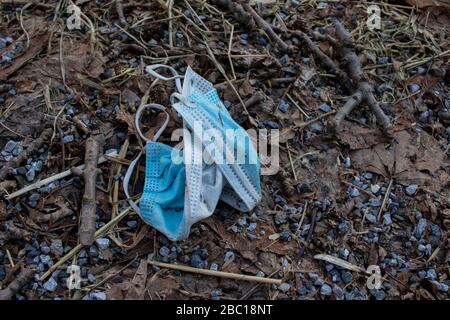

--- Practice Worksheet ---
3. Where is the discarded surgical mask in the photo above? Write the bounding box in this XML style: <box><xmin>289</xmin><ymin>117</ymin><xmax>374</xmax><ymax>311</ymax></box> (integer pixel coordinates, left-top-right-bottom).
<box><xmin>124</xmin><ymin>64</ymin><xmax>261</xmax><ymax>241</ymax></box>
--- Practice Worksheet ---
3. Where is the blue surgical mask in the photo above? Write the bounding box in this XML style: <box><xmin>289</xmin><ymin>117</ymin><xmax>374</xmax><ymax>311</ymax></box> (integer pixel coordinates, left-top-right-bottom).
<box><xmin>124</xmin><ymin>65</ymin><xmax>261</xmax><ymax>241</ymax></box>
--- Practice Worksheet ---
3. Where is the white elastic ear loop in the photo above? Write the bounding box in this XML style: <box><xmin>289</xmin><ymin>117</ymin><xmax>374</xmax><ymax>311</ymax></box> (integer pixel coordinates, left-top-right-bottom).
<box><xmin>145</xmin><ymin>64</ymin><xmax>183</xmax><ymax>94</ymax></box>
<box><xmin>123</xmin><ymin>152</ymin><xmax>142</xmax><ymax>216</ymax></box>
<box><xmin>135</xmin><ymin>103</ymin><xmax>169</xmax><ymax>142</ymax></box>
<box><xmin>124</xmin><ymin>103</ymin><xmax>169</xmax><ymax>217</ymax></box>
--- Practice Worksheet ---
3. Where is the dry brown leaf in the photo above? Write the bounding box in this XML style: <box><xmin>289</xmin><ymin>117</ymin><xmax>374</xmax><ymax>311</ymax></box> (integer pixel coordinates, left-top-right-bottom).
<box><xmin>350</xmin><ymin>129</ymin><xmax>446</xmax><ymax>191</ymax></box>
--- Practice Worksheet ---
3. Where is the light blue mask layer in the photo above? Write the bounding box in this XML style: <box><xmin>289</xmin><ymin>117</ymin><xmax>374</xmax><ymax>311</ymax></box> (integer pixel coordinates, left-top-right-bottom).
<box><xmin>140</xmin><ymin>141</ymin><xmax>188</xmax><ymax>239</ymax></box>
<box><xmin>173</xmin><ymin>87</ymin><xmax>261</xmax><ymax>212</ymax></box>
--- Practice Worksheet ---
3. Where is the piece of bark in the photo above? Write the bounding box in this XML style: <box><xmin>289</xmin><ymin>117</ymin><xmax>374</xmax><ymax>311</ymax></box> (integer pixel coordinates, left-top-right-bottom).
<box><xmin>79</xmin><ymin>136</ymin><xmax>104</xmax><ymax>246</ymax></box>
<box><xmin>0</xmin><ymin>127</ymin><xmax>52</xmax><ymax>181</ymax></box>
<box><xmin>0</xmin><ymin>268</ymin><xmax>34</xmax><ymax>300</ymax></box>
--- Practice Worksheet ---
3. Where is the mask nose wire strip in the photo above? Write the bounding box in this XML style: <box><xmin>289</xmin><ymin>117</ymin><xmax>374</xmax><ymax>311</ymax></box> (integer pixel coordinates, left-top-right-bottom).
<box><xmin>145</xmin><ymin>64</ymin><xmax>183</xmax><ymax>94</ymax></box>
<box><xmin>124</xmin><ymin>103</ymin><xmax>170</xmax><ymax>216</ymax></box>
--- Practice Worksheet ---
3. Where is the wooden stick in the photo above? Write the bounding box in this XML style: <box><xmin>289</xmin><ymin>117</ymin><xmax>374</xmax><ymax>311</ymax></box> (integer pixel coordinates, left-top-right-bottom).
<box><xmin>331</xmin><ymin>19</ymin><xmax>391</xmax><ymax>133</ymax></box>
<box><xmin>79</xmin><ymin>136</ymin><xmax>104</xmax><ymax>246</ymax></box>
<box><xmin>5</xmin><ymin>150</ymin><xmax>118</xmax><ymax>200</ymax></box>
<box><xmin>0</xmin><ymin>268</ymin><xmax>34</xmax><ymax>300</ymax></box>
<box><xmin>147</xmin><ymin>260</ymin><xmax>282</xmax><ymax>285</ymax></box>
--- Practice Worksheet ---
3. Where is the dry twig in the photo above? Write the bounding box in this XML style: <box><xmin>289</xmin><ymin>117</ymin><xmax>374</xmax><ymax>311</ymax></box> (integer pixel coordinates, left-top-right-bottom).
<box><xmin>0</xmin><ymin>268</ymin><xmax>34</xmax><ymax>300</ymax></box>
<box><xmin>79</xmin><ymin>136</ymin><xmax>104</xmax><ymax>246</ymax></box>
<box><xmin>330</xmin><ymin>19</ymin><xmax>391</xmax><ymax>133</ymax></box>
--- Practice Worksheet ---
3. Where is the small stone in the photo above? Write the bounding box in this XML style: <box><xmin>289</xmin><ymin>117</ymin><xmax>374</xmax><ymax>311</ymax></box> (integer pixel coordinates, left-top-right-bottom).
<box><xmin>210</xmin><ymin>263</ymin><xmax>219</xmax><ymax>271</ymax></box>
<box><xmin>426</xmin><ymin>269</ymin><xmax>437</xmax><ymax>280</ymax></box>
<box><xmin>229</xmin><ymin>225</ymin><xmax>240</xmax><ymax>233</ymax></box>
<box><xmin>103</xmin><ymin>68</ymin><xmax>115</xmax><ymax>78</ymax></box>
<box><xmin>371</xmin><ymin>184</ymin><xmax>380</xmax><ymax>194</ymax></box>
<box><xmin>95</xmin><ymin>238</ymin><xmax>110</xmax><ymax>250</ymax></box>
<box><xmin>340</xmin><ymin>248</ymin><xmax>350</xmax><ymax>259</ymax></box>
<box><xmin>31</xmin><ymin>160</ymin><xmax>43</xmax><ymax>172</ymax></box>
<box><xmin>325</xmin><ymin>264</ymin><xmax>334</xmax><ymax>272</ymax></box>
<box><xmin>63</xmin><ymin>135</ymin><xmax>74</xmax><ymax>143</ymax></box>
<box><xmin>50</xmin><ymin>239</ymin><xmax>64</xmax><ymax>256</ymax></box>
<box><xmin>88</xmin><ymin>273</ymin><xmax>96</xmax><ymax>283</ymax></box>
<box><xmin>433</xmin><ymin>282</ymin><xmax>449</xmax><ymax>292</ymax></box>
<box><xmin>278</xmin><ymin>99</ymin><xmax>289</xmax><ymax>113</ymax></box>
<box><xmin>349</xmin><ymin>188</ymin><xmax>360</xmax><ymax>197</ymax></box>
<box><xmin>368</xmin><ymin>198</ymin><xmax>381</xmax><ymax>207</ymax></box>
<box><xmin>338</xmin><ymin>221</ymin><xmax>350</xmax><ymax>234</ymax></box>
<box><xmin>0</xmin><ymin>266</ymin><xmax>5</xmax><ymax>281</ymax></box>
<box><xmin>366</xmin><ymin>212</ymin><xmax>377</xmax><ymax>223</ymax></box>
<box><xmin>341</xmin><ymin>271</ymin><xmax>353</xmax><ymax>284</ymax></box>
<box><xmin>25</xmin><ymin>168</ymin><xmax>35</xmax><ymax>182</ymax></box>
<box><xmin>319</xmin><ymin>103</ymin><xmax>331</xmax><ymax>113</ymax></box>
<box><xmin>383</xmin><ymin>214</ymin><xmax>393</xmax><ymax>226</ymax></box>
<box><xmin>333</xmin><ymin>285</ymin><xmax>345</xmax><ymax>300</ymax></box>
<box><xmin>405</xmin><ymin>185</ymin><xmax>418</xmax><ymax>196</ymax></box>
<box><xmin>378</xmin><ymin>56</ymin><xmax>389</xmax><ymax>65</ymax></box>
<box><xmin>298</xmin><ymin>182</ymin><xmax>312</xmax><ymax>193</ymax></box>
<box><xmin>408</xmin><ymin>84</ymin><xmax>421</xmax><ymax>93</ymax></box>
<box><xmin>17</xmin><ymin>167</ymin><xmax>27</xmax><ymax>175</ymax></box>
<box><xmin>247</xmin><ymin>222</ymin><xmax>257</xmax><ymax>232</ymax></box>
<box><xmin>3</xmin><ymin>140</ymin><xmax>17</xmax><ymax>153</ymax></box>
<box><xmin>419</xmin><ymin>111</ymin><xmax>430</xmax><ymax>123</ymax></box>
<box><xmin>274</xmin><ymin>211</ymin><xmax>288</xmax><ymax>225</ymax></box>
<box><xmin>224</xmin><ymin>251</ymin><xmax>235</xmax><ymax>262</ymax></box>
<box><xmin>414</xmin><ymin>218</ymin><xmax>428</xmax><ymax>238</ymax></box>
<box><xmin>309</xmin><ymin>123</ymin><xmax>323</xmax><ymax>133</ymax></box>
<box><xmin>280</xmin><ymin>230</ymin><xmax>292</xmax><ymax>242</ymax></box>
<box><xmin>370</xmin><ymin>289</ymin><xmax>386</xmax><ymax>300</ymax></box>
<box><xmin>320</xmin><ymin>284</ymin><xmax>332</xmax><ymax>295</ymax></box>
<box><xmin>211</xmin><ymin>289</ymin><xmax>222</xmax><ymax>300</ymax></box>
<box><xmin>314</xmin><ymin>278</ymin><xmax>325</xmax><ymax>286</ymax></box>
<box><xmin>342</xmin><ymin>157</ymin><xmax>351</xmax><ymax>168</ymax></box>
<box><xmin>265</xmin><ymin>121</ymin><xmax>279</xmax><ymax>129</ymax></box>
<box><xmin>40</xmin><ymin>244</ymin><xmax>51</xmax><ymax>255</ymax></box>
<box><xmin>190</xmin><ymin>254</ymin><xmax>205</xmax><ymax>268</ymax></box>
<box><xmin>126</xmin><ymin>220</ymin><xmax>138</xmax><ymax>228</ymax></box>
<box><xmin>89</xmin><ymin>246</ymin><xmax>99</xmax><ymax>257</ymax></box>
<box><xmin>237</xmin><ymin>217</ymin><xmax>247</xmax><ymax>227</ymax></box>
<box><xmin>278</xmin><ymin>283</ymin><xmax>290</xmax><ymax>292</ymax></box>
<box><xmin>89</xmin><ymin>292</ymin><xmax>106</xmax><ymax>300</ymax></box>
<box><xmin>43</xmin><ymin>277</ymin><xmax>58</xmax><ymax>292</ymax></box>
<box><xmin>159</xmin><ymin>246</ymin><xmax>170</xmax><ymax>257</ymax></box>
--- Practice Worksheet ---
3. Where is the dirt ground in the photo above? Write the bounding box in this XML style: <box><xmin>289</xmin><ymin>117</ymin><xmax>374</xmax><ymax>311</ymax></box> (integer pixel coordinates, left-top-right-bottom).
<box><xmin>0</xmin><ymin>0</ymin><xmax>449</xmax><ymax>300</ymax></box>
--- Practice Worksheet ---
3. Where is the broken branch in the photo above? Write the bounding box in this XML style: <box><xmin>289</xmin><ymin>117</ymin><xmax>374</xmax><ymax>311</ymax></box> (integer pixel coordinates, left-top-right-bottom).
<box><xmin>0</xmin><ymin>267</ymin><xmax>34</xmax><ymax>300</ymax></box>
<box><xmin>79</xmin><ymin>136</ymin><xmax>104</xmax><ymax>246</ymax></box>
